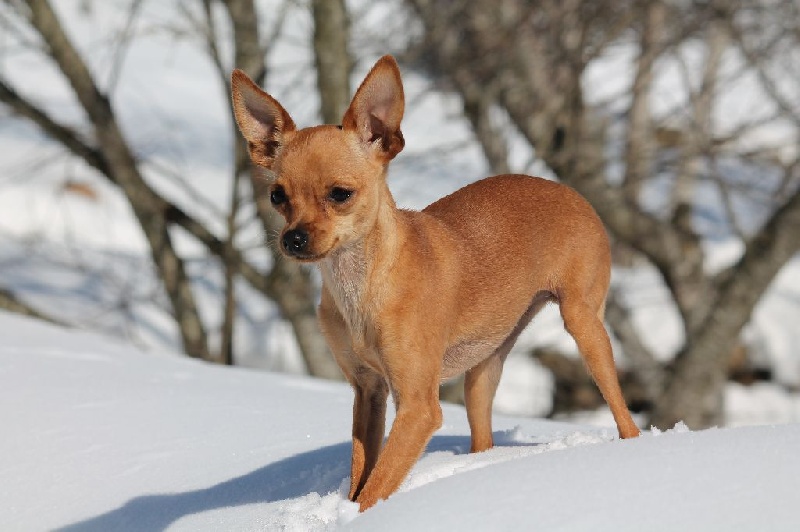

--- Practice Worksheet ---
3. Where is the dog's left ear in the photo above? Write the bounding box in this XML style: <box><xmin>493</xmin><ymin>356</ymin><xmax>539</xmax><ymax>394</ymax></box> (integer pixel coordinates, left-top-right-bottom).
<box><xmin>342</xmin><ymin>55</ymin><xmax>405</xmax><ymax>160</ymax></box>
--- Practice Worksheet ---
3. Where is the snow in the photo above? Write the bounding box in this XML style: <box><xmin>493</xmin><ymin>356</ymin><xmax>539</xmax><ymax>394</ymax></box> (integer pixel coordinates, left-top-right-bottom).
<box><xmin>2</xmin><ymin>311</ymin><xmax>799</xmax><ymax>531</ymax></box>
<box><xmin>352</xmin><ymin>424</ymin><xmax>799</xmax><ymax>532</ymax></box>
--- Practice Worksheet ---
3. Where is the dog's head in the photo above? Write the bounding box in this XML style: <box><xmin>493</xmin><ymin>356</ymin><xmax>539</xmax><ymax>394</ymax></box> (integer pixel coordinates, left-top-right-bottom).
<box><xmin>231</xmin><ymin>56</ymin><xmax>405</xmax><ymax>261</ymax></box>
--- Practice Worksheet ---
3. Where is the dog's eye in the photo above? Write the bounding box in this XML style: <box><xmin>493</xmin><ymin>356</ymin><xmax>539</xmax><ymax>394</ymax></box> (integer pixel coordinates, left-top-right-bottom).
<box><xmin>328</xmin><ymin>187</ymin><xmax>353</xmax><ymax>204</ymax></box>
<box><xmin>270</xmin><ymin>186</ymin><xmax>287</xmax><ymax>206</ymax></box>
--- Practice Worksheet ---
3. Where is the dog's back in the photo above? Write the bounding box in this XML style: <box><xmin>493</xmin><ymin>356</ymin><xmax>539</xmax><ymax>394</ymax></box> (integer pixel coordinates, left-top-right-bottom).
<box><xmin>423</xmin><ymin>174</ymin><xmax>609</xmax><ymax>270</ymax></box>
<box><xmin>422</xmin><ymin>175</ymin><xmax>611</xmax><ymax>363</ymax></box>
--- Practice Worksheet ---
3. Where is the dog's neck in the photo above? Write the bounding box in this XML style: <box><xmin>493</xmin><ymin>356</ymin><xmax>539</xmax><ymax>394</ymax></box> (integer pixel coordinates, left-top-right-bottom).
<box><xmin>319</xmin><ymin>198</ymin><xmax>402</xmax><ymax>339</ymax></box>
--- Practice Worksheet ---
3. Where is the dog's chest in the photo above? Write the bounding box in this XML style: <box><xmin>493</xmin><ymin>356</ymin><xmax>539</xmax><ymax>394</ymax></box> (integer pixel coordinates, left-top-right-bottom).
<box><xmin>320</xmin><ymin>247</ymin><xmax>370</xmax><ymax>342</ymax></box>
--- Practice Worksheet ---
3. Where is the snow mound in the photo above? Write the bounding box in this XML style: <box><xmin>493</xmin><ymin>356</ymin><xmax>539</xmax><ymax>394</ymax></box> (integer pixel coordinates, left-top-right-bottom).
<box><xmin>1</xmin><ymin>311</ymin><xmax>798</xmax><ymax>531</ymax></box>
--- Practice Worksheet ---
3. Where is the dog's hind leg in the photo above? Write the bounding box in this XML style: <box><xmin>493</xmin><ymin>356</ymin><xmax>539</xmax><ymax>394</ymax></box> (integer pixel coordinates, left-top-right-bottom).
<box><xmin>558</xmin><ymin>291</ymin><xmax>640</xmax><ymax>439</ymax></box>
<box><xmin>465</xmin><ymin>354</ymin><xmax>504</xmax><ymax>452</ymax></box>
<box><xmin>465</xmin><ymin>292</ymin><xmax>553</xmax><ymax>452</ymax></box>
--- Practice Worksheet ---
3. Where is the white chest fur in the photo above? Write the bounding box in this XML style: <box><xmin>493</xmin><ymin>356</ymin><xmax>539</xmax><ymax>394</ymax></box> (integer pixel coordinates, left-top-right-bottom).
<box><xmin>320</xmin><ymin>243</ymin><xmax>369</xmax><ymax>343</ymax></box>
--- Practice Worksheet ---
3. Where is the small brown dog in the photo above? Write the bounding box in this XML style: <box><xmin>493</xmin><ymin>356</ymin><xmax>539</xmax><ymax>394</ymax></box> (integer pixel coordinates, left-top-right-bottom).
<box><xmin>231</xmin><ymin>56</ymin><xmax>640</xmax><ymax>511</ymax></box>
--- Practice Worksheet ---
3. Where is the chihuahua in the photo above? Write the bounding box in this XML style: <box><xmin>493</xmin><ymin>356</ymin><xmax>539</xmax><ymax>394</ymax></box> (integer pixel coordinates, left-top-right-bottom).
<box><xmin>231</xmin><ymin>55</ymin><xmax>640</xmax><ymax>511</ymax></box>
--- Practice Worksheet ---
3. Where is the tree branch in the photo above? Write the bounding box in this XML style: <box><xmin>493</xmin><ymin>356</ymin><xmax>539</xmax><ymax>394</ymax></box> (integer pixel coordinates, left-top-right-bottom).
<box><xmin>622</xmin><ymin>1</ymin><xmax>664</xmax><ymax>200</ymax></box>
<box><xmin>653</xmin><ymin>187</ymin><xmax>800</xmax><ymax>428</ymax></box>
<box><xmin>0</xmin><ymin>77</ymin><xmax>109</xmax><ymax>175</ymax></box>
<box><xmin>0</xmin><ymin>75</ymin><xmax>279</xmax><ymax>302</ymax></box>
<box><xmin>713</xmin><ymin>188</ymin><xmax>800</xmax><ymax>327</ymax></box>
<box><xmin>24</xmin><ymin>0</ymin><xmax>211</xmax><ymax>360</ymax></box>
<box><xmin>0</xmin><ymin>287</ymin><xmax>67</xmax><ymax>326</ymax></box>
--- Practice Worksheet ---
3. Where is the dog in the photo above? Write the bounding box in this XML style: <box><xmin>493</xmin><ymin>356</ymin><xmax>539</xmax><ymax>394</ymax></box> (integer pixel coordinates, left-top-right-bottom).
<box><xmin>231</xmin><ymin>55</ymin><xmax>640</xmax><ymax>511</ymax></box>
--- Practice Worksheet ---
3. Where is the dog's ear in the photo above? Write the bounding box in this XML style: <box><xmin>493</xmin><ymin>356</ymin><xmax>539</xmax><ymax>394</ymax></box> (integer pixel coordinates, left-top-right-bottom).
<box><xmin>231</xmin><ymin>69</ymin><xmax>296</xmax><ymax>169</ymax></box>
<box><xmin>342</xmin><ymin>55</ymin><xmax>405</xmax><ymax>160</ymax></box>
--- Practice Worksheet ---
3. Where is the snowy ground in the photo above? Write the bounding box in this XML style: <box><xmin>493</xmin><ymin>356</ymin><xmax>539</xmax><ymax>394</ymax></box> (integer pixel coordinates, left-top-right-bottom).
<box><xmin>2</xmin><ymin>311</ymin><xmax>799</xmax><ymax>531</ymax></box>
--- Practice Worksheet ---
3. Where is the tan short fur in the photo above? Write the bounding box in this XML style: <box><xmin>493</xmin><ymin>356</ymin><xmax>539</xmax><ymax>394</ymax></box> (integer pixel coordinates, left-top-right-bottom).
<box><xmin>231</xmin><ymin>56</ymin><xmax>640</xmax><ymax>512</ymax></box>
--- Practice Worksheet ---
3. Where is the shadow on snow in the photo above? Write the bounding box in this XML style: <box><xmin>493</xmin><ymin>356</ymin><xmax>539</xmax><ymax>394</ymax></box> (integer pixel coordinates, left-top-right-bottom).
<box><xmin>58</xmin><ymin>432</ymin><xmax>538</xmax><ymax>531</ymax></box>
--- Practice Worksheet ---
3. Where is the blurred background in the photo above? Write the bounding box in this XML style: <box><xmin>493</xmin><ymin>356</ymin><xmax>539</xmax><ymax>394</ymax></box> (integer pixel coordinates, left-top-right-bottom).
<box><xmin>0</xmin><ymin>0</ymin><xmax>798</xmax><ymax>431</ymax></box>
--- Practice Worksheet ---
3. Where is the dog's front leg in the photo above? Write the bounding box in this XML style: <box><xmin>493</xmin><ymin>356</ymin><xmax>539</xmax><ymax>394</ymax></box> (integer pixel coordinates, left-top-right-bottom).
<box><xmin>317</xmin><ymin>290</ymin><xmax>389</xmax><ymax>500</ymax></box>
<box><xmin>348</xmin><ymin>371</ymin><xmax>388</xmax><ymax>501</ymax></box>
<box><xmin>354</xmin><ymin>350</ymin><xmax>443</xmax><ymax>511</ymax></box>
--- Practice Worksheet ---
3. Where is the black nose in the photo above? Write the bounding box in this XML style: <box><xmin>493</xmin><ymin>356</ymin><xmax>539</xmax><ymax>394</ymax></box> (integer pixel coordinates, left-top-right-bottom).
<box><xmin>282</xmin><ymin>229</ymin><xmax>309</xmax><ymax>256</ymax></box>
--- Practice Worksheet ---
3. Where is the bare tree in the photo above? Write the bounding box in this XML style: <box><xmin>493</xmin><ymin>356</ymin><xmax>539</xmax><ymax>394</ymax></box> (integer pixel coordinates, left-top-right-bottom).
<box><xmin>0</xmin><ymin>0</ymin><xmax>344</xmax><ymax>378</ymax></box>
<box><xmin>1</xmin><ymin>0</ymin><xmax>212</xmax><ymax>359</ymax></box>
<box><xmin>406</xmin><ymin>0</ymin><xmax>800</xmax><ymax>428</ymax></box>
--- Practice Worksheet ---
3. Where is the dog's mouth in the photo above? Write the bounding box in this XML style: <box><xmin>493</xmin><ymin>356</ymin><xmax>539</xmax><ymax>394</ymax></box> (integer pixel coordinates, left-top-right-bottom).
<box><xmin>281</xmin><ymin>237</ymin><xmax>340</xmax><ymax>263</ymax></box>
<box><xmin>285</xmin><ymin>251</ymin><xmax>326</xmax><ymax>262</ymax></box>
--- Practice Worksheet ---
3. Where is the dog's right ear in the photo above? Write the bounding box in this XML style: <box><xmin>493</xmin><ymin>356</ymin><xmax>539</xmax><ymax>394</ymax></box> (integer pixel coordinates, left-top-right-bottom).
<box><xmin>231</xmin><ymin>69</ymin><xmax>296</xmax><ymax>169</ymax></box>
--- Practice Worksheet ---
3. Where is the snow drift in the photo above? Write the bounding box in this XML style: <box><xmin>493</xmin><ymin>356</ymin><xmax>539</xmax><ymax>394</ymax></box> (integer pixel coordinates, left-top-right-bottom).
<box><xmin>1</xmin><ymin>311</ymin><xmax>798</xmax><ymax>531</ymax></box>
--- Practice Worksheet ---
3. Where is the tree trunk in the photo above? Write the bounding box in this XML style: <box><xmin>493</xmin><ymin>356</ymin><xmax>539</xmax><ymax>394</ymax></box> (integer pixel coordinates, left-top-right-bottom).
<box><xmin>311</xmin><ymin>0</ymin><xmax>351</xmax><ymax>124</ymax></box>
<box><xmin>223</xmin><ymin>0</ymin><xmax>343</xmax><ymax>379</ymax></box>
<box><xmin>653</xmin><ymin>187</ymin><xmax>800</xmax><ymax>428</ymax></box>
<box><xmin>27</xmin><ymin>0</ymin><xmax>211</xmax><ymax>360</ymax></box>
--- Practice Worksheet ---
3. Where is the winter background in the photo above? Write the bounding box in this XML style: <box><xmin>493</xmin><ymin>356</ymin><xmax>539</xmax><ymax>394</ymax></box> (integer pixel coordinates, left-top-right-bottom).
<box><xmin>0</xmin><ymin>1</ymin><xmax>799</xmax><ymax>530</ymax></box>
